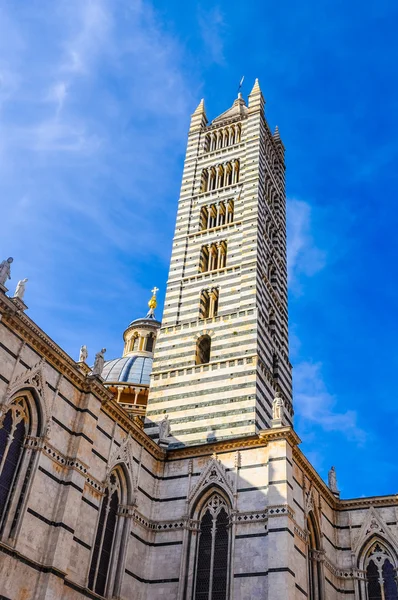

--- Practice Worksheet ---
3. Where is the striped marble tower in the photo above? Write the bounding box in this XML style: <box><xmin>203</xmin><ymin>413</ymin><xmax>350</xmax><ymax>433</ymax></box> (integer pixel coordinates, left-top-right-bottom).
<box><xmin>145</xmin><ymin>79</ymin><xmax>293</xmax><ymax>446</ymax></box>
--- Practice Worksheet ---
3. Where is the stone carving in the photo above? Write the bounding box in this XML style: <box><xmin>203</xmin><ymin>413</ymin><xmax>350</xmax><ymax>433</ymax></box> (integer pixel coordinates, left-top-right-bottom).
<box><xmin>13</xmin><ymin>278</ymin><xmax>28</xmax><ymax>300</ymax></box>
<box><xmin>188</xmin><ymin>455</ymin><xmax>234</xmax><ymax>504</ymax></box>
<box><xmin>158</xmin><ymin>414</ymin><xmax>171</xmax><ymax>442</ymax></box>
<box><xmin>305</xmin><ymin>488</ymin><xmax>315</xmax><ymax>515</ymax></box>
<box><xmin>328</xmin><ymin>466</ymin><xmax>339</xmax><ymax>494</ymax></box>
<box><xmin>0</xmin><ymin>257</ymin><xmax>13</xmax><ymax>286</ymax></box>
<box><xmin>351</xmin><ymin>506</ymin><xmax>398</xmax><ymax>554</ymax></box>
<box><xmin>272</xmin><ymin>392</ymin><xmax>284</xmax><ymax>420</ymax></box>
<box><xmin>3</xmin><ymin>358</ymin><xmax>50</xmax><ymax>434</ymax></box>
<box><xmin>108</xmin><ymin>434</ymin><xmax>137</xmax><ymax>504</ymax></box>
<box><xmin>92</xmin><ymin>348</ymin><xmax>106</xmax><ymax>376</ymax></box>
<box><xmin>79</xmin><ymin>345</ymin><xmax>88</xmax><ymax>363</ymax></box>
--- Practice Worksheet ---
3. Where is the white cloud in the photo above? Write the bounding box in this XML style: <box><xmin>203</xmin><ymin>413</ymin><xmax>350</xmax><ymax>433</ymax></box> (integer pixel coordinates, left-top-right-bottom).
<box><xmin>198</xmin><ymin>6</ymin><xmax>226</xmax><ymax>65</ymax></box>
<box><xmin>294</xmin><ymin>361</ymin><xmax>366</xmax><ymax>443</ymax></box>
<box><xmin>287</xmin><ymin>198</ymin><xmax>326</xmax><ymax>293</ymax></box>
<box><xmin>0</xmin><ymin>0</ymin><xmax>198</xmax><ymax>358</ymax></box>
<box><xmin>48</xmin><ymin>81</ymin><xmax>68</xmax><ymax>114</ymax></box>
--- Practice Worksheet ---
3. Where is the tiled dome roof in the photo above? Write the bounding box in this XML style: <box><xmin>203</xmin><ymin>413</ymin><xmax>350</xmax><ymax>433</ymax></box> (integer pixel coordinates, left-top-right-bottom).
<box><xmin>102</xmin><ymin>355</ymin><xmax>153</xmax><ymax>385</ymax></box>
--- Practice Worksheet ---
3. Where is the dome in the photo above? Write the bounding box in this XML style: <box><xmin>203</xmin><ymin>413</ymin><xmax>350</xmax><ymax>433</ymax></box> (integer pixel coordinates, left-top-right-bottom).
<box><xmin>102</xmin><ymin>355</ymin><xmax>153</xmax><ymax>385</ymax></box>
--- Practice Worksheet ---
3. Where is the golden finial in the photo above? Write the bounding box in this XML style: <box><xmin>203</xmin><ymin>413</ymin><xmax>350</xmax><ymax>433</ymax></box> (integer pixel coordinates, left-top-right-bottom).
<box><xmin>147</xmin><ymin>287</ymin><xmax>159</xmax><ymax>317</ymax></box>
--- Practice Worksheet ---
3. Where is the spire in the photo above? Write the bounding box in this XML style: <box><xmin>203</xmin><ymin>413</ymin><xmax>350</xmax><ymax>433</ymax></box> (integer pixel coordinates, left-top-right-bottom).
<box><xmin>248</xmin><ymin>78</ymin><xmax>265</xmax><ymax>112</ymax></box>
<box><xmin>273</xmin><ymin>125</ymin><xmax>285</xmax><ymax>155</ymax></box>
<box><xmin>190</xmin><ymin>98</ymin><xmax>208</xmax><ymax>131</ymax></box>
<box><xmin>146</xmin><ymin>286</ymin><xmax>159</xmax><ymax>319</ymax></box>
<box><xmin>250</xmin><ymin>78</ymin><xmax>261</xmax><ymax>96</ymax></box>
<box><xmin>193</xmin><ymin>98</ymin><xmax>206</xmax><ymax>116</ymax></box>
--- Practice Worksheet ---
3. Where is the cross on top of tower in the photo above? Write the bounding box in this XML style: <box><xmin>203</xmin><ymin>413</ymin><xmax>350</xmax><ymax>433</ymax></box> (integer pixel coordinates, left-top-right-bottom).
<box><xmin>147</xmin><ymin>287</ymin><xmax>159</xmax><ymax>319</ymax></box>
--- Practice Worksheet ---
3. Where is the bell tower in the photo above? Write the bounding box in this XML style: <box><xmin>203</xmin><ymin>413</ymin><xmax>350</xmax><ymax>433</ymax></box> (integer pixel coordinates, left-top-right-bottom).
<box><xmin>145</xmin><ymin>79</ymin><xmax>293</xmax><ymax>446</ymax></box>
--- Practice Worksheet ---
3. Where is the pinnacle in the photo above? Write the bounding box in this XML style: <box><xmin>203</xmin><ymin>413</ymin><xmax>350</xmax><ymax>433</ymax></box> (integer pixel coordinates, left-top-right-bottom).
<box><xmin>192</xmin><ymin>98</ymin><xmax>206</xmax><ymax>115</ymax></box>
<box><xmin>273</xmin><ymin>125</ymin><xmax>281</xmax><ymax>141</ymax></box>
<box><xmin>249</xmin><ymin>78</ymin><xmax>262</xmax><ymax>96</ymax></box>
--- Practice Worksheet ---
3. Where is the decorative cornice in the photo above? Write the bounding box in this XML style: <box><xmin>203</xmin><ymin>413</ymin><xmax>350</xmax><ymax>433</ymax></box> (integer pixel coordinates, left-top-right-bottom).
<box><xmin>167</xmin><ymin>434</ymin><xmax>266</xmax><ymax>460</ymax></box>
<box><xmin>258</xmin><ymin>426</ymin><xmax>301</xmax><ymax>447</ymax></box>
<box><xmin>103</xmin><ymin>399</ymin><xmax>164</xmax><ymax>460</ymax></box>
<box><xmin>338</xmin><ymin>495</ymin><xmax>398</xmax><ymax>510</ymax></box>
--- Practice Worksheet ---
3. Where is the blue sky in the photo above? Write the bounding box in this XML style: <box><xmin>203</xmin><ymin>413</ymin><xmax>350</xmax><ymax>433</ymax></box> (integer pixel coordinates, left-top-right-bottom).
<box><xmin>1</xmin><ymin>0</ymin><xmax>398</xmax><ymax>498</ymax></box>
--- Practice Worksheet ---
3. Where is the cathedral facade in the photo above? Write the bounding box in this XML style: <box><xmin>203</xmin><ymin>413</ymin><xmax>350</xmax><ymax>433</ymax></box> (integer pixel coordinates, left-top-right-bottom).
<box><xmin>0</xmin><ymin>80</ymin><xmax>397</xmax><ymax>600</ymax></box>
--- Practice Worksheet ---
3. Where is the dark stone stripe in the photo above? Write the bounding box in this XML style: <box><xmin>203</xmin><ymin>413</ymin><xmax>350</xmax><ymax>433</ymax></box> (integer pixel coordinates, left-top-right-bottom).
<box><xmin>269</xmin><ymin>567</ymin><xmax>295</xmax><ymax>576</ymax></box>
<box><xmin>296</xmin><ymin>583</ymin><xmax>308</xmax><ymax>596</ymax></box>
<box><xmin>325</xmin><ymin>576</ymin><xmax>355</xmax><ymax>594</ymax></box>
<box><xmin>96</xmin><ymin>424</ymin><xmax>112</xmax><ymax>440</ymax></box>
<box><xmin>238</xmin><ymin>485</ymin><xmax>269</xmax><ymax>493</ymax></box>
<box><xmin>269</xmin><ymin>455</ymin><xmax>293</xmax><ymax>467</ymax></box>
<box><xmin>147</xmin><ymin>405</ymin><xmax>254</xmax><ymax>428</ymax></box>
<box><xmin>64</xmin><ymin>579</ymin><xmax>107</xmax><ymax>599</ymax></box>
<box><xmin>268</xmin><ymin>527</ymin><xmax>294</xmax><ymax>537</ymax></box>
<box><xmin>138</xmin><ymin>486</ymin><xmax>186</xmax><ymax>503</ymax></box>
<box><xmin>38</xmin><ymin>466</ymin><xmax>83</xmax><ymax>494</ymax></box>
<box><xmin>323</xmin><ymin>532</ymin><xmax>351</xmax><ymax>551</ymax></box>
<box><xmin>130</xmin><ymin>531</ymin><xmax>182</xmax><ymax>547</ymax></box>
<box><xmin>0</xmin><ymin>341</ymin><xmax>18</xmax><ymax>359</ymax></box>
<box><xmin>156</xmin><ymin>418</ymin><xmax>256</xmax><ymax>442</ymax></box>
<box><xmin>269</xmin><ymin>479</ymin><xmax>293</xmax><ymax>490</ymax></box>
<box><xmin>27</xmin><ymin>508</ymin><xmax>74</xmax><ymax>534</ymax></box>
<box><xmin>73</xmin><ymin>536</ymin><xmax>91</xmax><ymax>550</ymax></box>
<box><xmin>234</xmin><ymin>571</ymin><xmax>269</xmax><ymax>578</ymax></box>
<box><xmin>0</xmin><ymin>373</ymin><xmax>9</xmax><ymax>384</ymax></box>
<box><xmin>294</xmin><ymin>544</ymin><xmax>306</xmax><ymax>558</ymax></box>
<box><xmin>236</xmin><ymin>532</ymin><xmax>268</xmax><ymax>539</ymax></box>
<box><xmin>294</xmin><ymin>498</ymin><xmax>305</xmax><ymax>513</ymax></box>
<box><xmin>52</xmin><ymin>386</ymin><xmax>98</xmax><ymax>420</ymax></box>
<box><xmin>52</xmin><ymin>416</ymin><xmax>93</xmax><ymax>444</ymax></box>
<box><xmin>0</xmin><ymin>542</ymin><xmax>66</xmax><ymax>579</ymax></box>
<box><xmin>125</xmin><ymin>569</ymin><xmax>179</xmax><ymax>584</ymax></box>
<box><xmin>82</xmin><ymin>496</ymin><xmax>99</xmax><ymax>511</ymax></box>
<box><xmin>92</xmin><ymin>448</ymin><xmax>107</xmax><ymax>463</ymax></box>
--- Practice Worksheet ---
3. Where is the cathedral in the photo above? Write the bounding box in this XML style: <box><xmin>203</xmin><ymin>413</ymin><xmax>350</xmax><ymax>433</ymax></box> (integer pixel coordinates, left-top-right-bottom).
<box><xmin>0</xmin><ymin>79</ymin><xmax>397</xmax><ymax>600</ymax></box>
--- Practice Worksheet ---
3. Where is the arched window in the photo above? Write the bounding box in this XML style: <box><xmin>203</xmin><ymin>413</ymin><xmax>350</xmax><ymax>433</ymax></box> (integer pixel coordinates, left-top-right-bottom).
<box><xmin>201</xmin><ymin>169</ymin><xmax>209</xmax><ymax>193</ymax></box>
<box><xmin>199</xmin><ymin>245</ymin><xmax>209</xmax><ymax>273</ymax></box>
<box><xmin>194</xmin><ymin>493</ymin><xmax>230</xmax><ymax>600</ymax></box>
<box><xmin>129</xmin><ymin>333</ymin><xmax>138</xmax><ymax>352</ymax></box>
<box><xmin>200</xmin><ymin>206</ymin><xmax>208</xmax><ymax>231</ymax></box>
<box><xmin>88</xmin><ymin>471</ymin><xmax>122</xmax><ymax>596</ymax></box>
<box><xmin>364</xmin><ymin>542</ymin><xmax>398</xmax><ymax>600</ymax></box>
<box><xmin>307</xmin><ymin>513</ymin><xmax>323</xmax><ymax>600</ymax></box>
<box><xmin>196</xmin><ymin>335</ymin><xmax>211</xmax><ymax>365</ymax></box>
<box><xmin>200</xmin><ymin>289</ymin><xmax>219</xmax><ymax>320</ymax></box>
<box><xmin>0</xmin><ymin>399</ymin><xmax>28</xmax><ymax>531</ymax></box>
<box><xmin>145</xmin><ymin>333</ymin><xmax>155</xmax><ymax>353</ymax></box>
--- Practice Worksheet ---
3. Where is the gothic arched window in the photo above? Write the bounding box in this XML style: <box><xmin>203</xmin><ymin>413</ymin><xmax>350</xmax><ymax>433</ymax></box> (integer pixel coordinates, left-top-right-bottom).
<box><xmin>88</xmin><ymin>471</ymin><xmax>123</xmax><ymax>596</ymax></box>
<box><xmin>0</xmin><ymin>395</ymin><xmax>37</xmax><ymax>537</ymax></box>
<box><xmin>194</xmin><ymin>493</ymin><xmax>230</xmax><ymax>600</ymax></box>
<box><xmin>307</xmin><ymin>513</ymin><xmax>323</xmax><ymax>600</ymax></box>
<box><xmin>196</xmin><ymin>335</ymin><xmax>211</xmax><ymax>365</ymax></box>
<box><xmin>364</xmin><ymin>542</ymin><xmax>398</xmax><ymax>600</ymax></box>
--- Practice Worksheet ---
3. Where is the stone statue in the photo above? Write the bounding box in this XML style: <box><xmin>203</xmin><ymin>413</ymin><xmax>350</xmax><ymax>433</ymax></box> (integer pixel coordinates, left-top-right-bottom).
<box><xmin>92</xmin><ymin>348</ymin><xmax>106</xmax><ymax>376</ymax></box>
<box><xmin>14</xmin><ymin>278</ymin><xmax>28</xmax><ymax>300</ymax></box>
<box><xmin>328</xmin><ymin>466</ymin><xmax>339</xmax><ymax>493</ymax></box>
<box><xmin>0</xmin><ymin>257</ymin><xmax>13</xmax><ymax>286</ymax></box>
<box><xmin>272</xmin><ymin>392</ymin><xmax>284</xmax><ymax>421</ymax></box>
<box><xmin>158</xmin><ymin>414</ymin><xmax>171</xmax><ymax>441</ymax></box>
<box><xmin>79</xmin><ymin>345</ymin><xmax>88</xmax><ymax>363</ymax></box>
